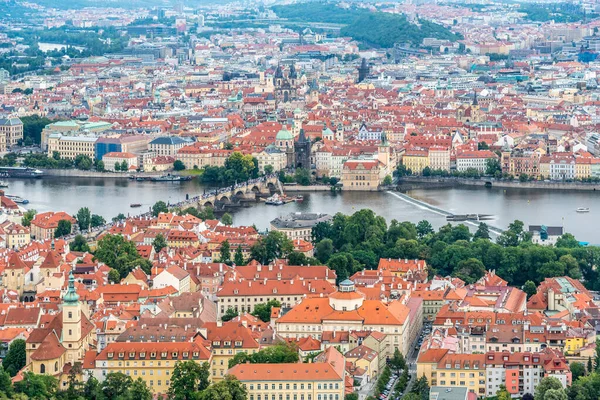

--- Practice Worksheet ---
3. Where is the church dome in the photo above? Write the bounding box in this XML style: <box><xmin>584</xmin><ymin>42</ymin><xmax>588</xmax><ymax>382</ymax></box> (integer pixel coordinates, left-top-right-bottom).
<box><xmin>276</xmin><ymin>126</ymin><xmax>293</xmax><ymax>141</ymax></box>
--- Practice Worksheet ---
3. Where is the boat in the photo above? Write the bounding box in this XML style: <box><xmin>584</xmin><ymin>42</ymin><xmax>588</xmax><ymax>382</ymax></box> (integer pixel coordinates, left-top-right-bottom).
<box><xmin>0</xmin><ymin>182</ymin><xmax>8</xmax><ymax>188</ymax></box>
<box><xmin>265</xmin><ymin>194</ymin><xmax>284</xmax><ymax>205</ymax></box>
<box><xmin>6</xmin><ymin>195</ymin><xmax>29</xmax><ymax>204</ymax></box>
<box><xmin>576</xmin><ymin>207</ymin><xmax>590</xmax><ymax>213</ymax></box>
<box><xmin>446</xmin><ymin>214</ymin><xmax>495</xmax><ymax>222</ymax></box>
<box><xmin>0</xmin><ymin>167</ymin><xmax>43</xmax><ymax>178</ymax></box>
<box><xmin>150</xmin><ymin>174</ymin><xmax>192</xmax><ymax>182</ymax></box>
<box><xmin>130</xmin><ymin>203</ymin><xmax>142</xmax><ymax>208</ymax></box>
<box><xmin>294</xmin><ymin>195</ymin><xmax>304</xmax><ymax>203</ymax></box>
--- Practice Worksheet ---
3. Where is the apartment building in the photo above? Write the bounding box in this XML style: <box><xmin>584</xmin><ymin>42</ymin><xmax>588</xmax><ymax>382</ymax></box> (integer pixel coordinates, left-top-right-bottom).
<box><xmin>47</xmin><ymin>134</ymin><xmax>97</xmax><ymax>160</ymax></box>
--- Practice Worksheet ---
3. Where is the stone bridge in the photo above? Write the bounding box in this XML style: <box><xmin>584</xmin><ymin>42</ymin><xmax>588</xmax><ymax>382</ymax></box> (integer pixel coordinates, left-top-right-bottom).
<box><xmin>185</xmin><ymin>175</ymin><xmax>282</xmax><ymax>209</ymax></box>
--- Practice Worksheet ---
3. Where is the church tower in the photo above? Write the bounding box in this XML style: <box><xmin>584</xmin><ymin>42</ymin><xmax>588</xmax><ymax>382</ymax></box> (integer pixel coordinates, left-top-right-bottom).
<box><xmin>358</xmin><ymin>58</ymin><xmax>370</xmax><ymax>83</ymax></box>
<box><xmin>62</xmin><ymin>272</ymin><xmax>83</xmax><ymax>363</ymax></box>
<box><xmin>377</xmin><ymin>130</ymin><xmax>391</xmax><ymax>169</ymax></box>
<box><xmin>295</xmin><ymin>129</ymin><xmax>311</xmax><ymax>169</ymax></box>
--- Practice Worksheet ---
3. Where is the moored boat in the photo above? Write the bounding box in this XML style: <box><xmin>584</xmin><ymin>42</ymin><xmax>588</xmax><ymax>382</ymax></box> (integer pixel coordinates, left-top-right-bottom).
<box><xmin>576</xmin><ymin>207</ymin><xmax>590</xmax><ymax>213</ymax></box>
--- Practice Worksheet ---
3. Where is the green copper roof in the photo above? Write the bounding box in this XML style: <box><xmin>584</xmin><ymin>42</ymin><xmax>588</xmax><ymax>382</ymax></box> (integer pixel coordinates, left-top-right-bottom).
<box><xmin>63</xmin><ymin>272</ymin><xmax>80</xmax><ymax>305</ymax></box>
<box><xmin>276</xmin><ymin>126</ymin><xmax>293</xmax><ymax>141</ymax></box>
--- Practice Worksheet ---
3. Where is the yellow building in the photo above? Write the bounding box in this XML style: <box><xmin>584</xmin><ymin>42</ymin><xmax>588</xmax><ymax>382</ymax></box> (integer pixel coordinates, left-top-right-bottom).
<box><xmin>26</xmin><ymin>272</ymin><xmax>95</xmax><ymax>388</ymax></box>
<box><xmin>205</xmin><ymin>321</ymin><xmax>260</xmax><ymax>381</ymax></box>
<box><xmin>3</xmin><ymin>253</ymin><xmax>26</xmax><ymax>297</ymax></box>
<box><xmin>89</xmin><ymin>341</ymin><xmax>212</xmax><ymax>395</ymax></box>
<box><xmin>4</xmin><ymin>222</ymin><xmax>31</xmax><ymax>249</ymax></box>
<box><xmin>229</xmin><ymin>362</ymin><xmax>345</xmax><ymax>400</ymax></box>
<box><xmin>402</xmin><ymin>148</ymin><xmax>429</xmax><ymax>174</ymax></box>
<box><xmin>575</xmin><ymin>157</ymin><xmax>592</xmax><ymax>180</ymax></box>
<box><xmin>417</xmin><ymin>350</ymin><xmax>486</xmax><ymax>397</ymax></box>
<box><xmin>428</xmin><ymin>146</ymin><xmax>450</xmax><ymax>172</ymax></box>
<box><xmin>46</xmin><ymin>134</ymin><xmax>97</xmax><ymax>160</ymax></box>
<box><xmin>344</xmin><ymin>345</ymin><xmax>379</xmax><ymax>381</ymax></box>
<box><xmin>0</xmin><ymin>117</ymin><xmax>22</xmax><ymax>149</ymax></box>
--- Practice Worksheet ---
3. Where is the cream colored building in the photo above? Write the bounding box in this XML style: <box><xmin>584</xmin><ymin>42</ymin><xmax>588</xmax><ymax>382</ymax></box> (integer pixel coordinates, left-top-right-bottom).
<box><xmin>254</xmin><ymin>145</ymin><xmax>287</xmax><ymax>173</ymax></box>
<box><xmin>47</xmin><ymin>134</ymin><xmax>97</xmax><ymax>160</ymax></box>
<box><xmin>428</xmin><ymin>146</ymin><xmax>451</xmax><ymax>171</ymax></box>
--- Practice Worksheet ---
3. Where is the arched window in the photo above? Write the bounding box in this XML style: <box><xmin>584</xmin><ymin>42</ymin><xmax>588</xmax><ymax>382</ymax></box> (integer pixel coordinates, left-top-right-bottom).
<box><xmin>40</xmin><ymin>364</ymin><xmax>46</xmax><ymax>374</ymax></box>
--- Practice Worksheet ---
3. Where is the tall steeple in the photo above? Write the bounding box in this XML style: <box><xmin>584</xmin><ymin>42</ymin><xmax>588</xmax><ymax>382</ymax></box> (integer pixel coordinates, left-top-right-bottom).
<box><xmin>63</xmin><ymin>271</ymin><xmax>79</xmax><ymax>305</ymax></box>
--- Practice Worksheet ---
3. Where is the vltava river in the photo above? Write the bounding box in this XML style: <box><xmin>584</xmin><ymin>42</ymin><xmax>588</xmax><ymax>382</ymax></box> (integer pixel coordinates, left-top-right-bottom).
<box><xmin>6</xmin><ymin>178</ymin><xmax>600</xmax><ymax>243</ymax></box>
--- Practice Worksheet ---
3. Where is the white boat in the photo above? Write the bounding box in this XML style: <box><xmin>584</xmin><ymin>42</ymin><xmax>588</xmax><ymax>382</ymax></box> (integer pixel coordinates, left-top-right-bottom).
<box><xmin>265</xmin><ymin>194</ymin><xmax>284</xmax><ymax>206</ymax></box>
<box><xmin>6</xmin><ymin>195</ymin><xmax>29</xmax><ymax>204</ymax></box>
<box><xmin>576</xmin><ymin>207</ymin><xmax>590</xmax><ymax>213</ymax></box>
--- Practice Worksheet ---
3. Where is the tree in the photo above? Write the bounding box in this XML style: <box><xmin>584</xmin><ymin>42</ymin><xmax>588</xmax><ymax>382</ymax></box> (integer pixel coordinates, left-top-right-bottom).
<box><xmin>389</xmin><ymin>348</ymin><xmax>406</xmax><ymax>371</ymax></box>
<box><xmin>288</xmin><ymin>251</ymin><xmax>310</xmax><ymax>266</ymax></box>
<box><xmin>22</xmin><ymin>209</ymin><xmax>36</xmax><ymax>227</ymax></box>
<box><xmin>199</xmin><ymin>375</ymin><xmax>247</xmax><ymax>400</ymax></box>
<box><xmin>0</xmin><ymin>367</ymin><xmax>13</xmax><ymax>398</ymax></box>
<box><xmin>588</xmin><ymin>356</ymin><xmax>594</xmax><ymax>373</ymax></box>
<box><xmin>416</xmin><ymin>220</ymin><xmax>434</xmax><ymax>238</ymax></box>
<box><xmin>522</xmin><ymin>280</ymin><xmax>537</xmax><ymax>299</ymax></box>
<box><xmin>153</xmin><ymin>233</ymin><xmax>167</xmax><ymax>253</ymax></box>
<box><xmin>294</xmin><ymin>168</ymin><xmax>311</xmax><ymax>185</ymax></box>
<box><xmin>221</xmin><ymin>213</ymin><xmax>233</xmax><ymax>226</ymax></box>
<box><xmin>251</xmin><ymin>299</ymin><xmax>281</xmax><ymax>322</ymax></box>
<box><xmin>496</xmin><ymin>385</ymin><xmax>511</xmax><ymax>400</ymax></box>
<box><xmin>250</xmin><ymin>231</ymin><xmax>293</xmax><ymax>264</ymax></box>
<box><xmin>264</xmin><ymin>165</ymin><xmax>274</xmax><ymax>175</ymax></box>
<box><xmin>102</xmin><ymin>372</ymin><xmax>132</xmax><ymax>399</ymax></box>
<box><xmin>234</xmin><ymin>245</ymin><xmax>245</xmax><ymax>266</ymax></box>
<box><xmin>543</xmin><ymin>388</ymin><xmax>568</xmax><ymax>400</ymax></box>
<box><xmin>220</xmin><ymin>240</ymin><xmax>232</xmax><ymax>264</ymax></box>
<box><xmin>168</xmin><ymin>361</ymin><xmax>210</xmax><ymax>400</ymax></box>
<box><xmin>54</xmin><ymin>219</ymin><xmax>72</xmax><ymax>238</ymax></box>
<box><xmin>474</xmin><ymin>223</ymin><xmax>490</xmax><ymax>240</ymax></box>
<box><xmin>14</xmin><ymin>371</ymin><xmax>58</xmax><ymax>399</ymax></box>
<box><xmin>228</xmin><ymin>342</ymin><xmax>298</xmax><ymax>368</ymax></box>
<box><xmin>383</xmin><ymin>175</ymin><xmax>393</xmax><ymax>186</ymax></box>
<box><xmin>152</xmin><ymin>200</ymin><xmax>169</xmax><ymax>217</ymax></box>
<box><xmin>556</xmin><ymin>233</ymin><xmax>580</xmax><ymax>248</ymax></box>
<box><xmin>94</xmin><ymin>234</ymin><xmax>147</xmax><ymax>278</ymax></box>
<box><xmin>112</xmin><ymin>213</ymin><xmax>126</xmax><ymax>222</ymax></box>
<box><xmin>70</xmin><ymin>234</ymin><xmax>90</xmax><ymax>252</ymax></box>
<box><xmin>537</xmin><ymin>377</ymin><xmax>564</xmax><ymax>400</ymax></box>
<box><xmin>76</xmin><ymin>207</ymin><xmax>92</xmax><ymax>230</ymax></box>
<box><xmin>174</xmin><ymin>160</ymin><xmax>185</xmax><ymax>171</ymax></box>
<box><xmin>114</xmin><ymin>162</ymin><xmax>121</xmax><ymax>172</ymax></box>
<box><xmin>453</xmin><ymin>258</ymin><xmax>486</xmax><ymax>284</ymax></box>
<box><xmin>315</xmin><ymin>238</ymin><xmax>334</xmax><ymax>263</ymax></box>
<box><xmin>21</xmin><ymin>115</ymin><xmax>52</xmax><ymax>144</ymax></box>
<box><xmin>3</xmin><ymin>339</ymin><xmax>25</xmax><ymax>376</ymax></box>
<box><xmin>128</xmin><ymin>378</ymin><xmax>153</xmax><ymax>400</ymax></box>
<box><xmin>74</xmin><ymin>154</ymin><xmax>93</xmax><ymax>170</ymax></box>
<box><xmin>485</xmin><ymin>158</ymin><xmax>502</xmax><ymax>176</ymax></box>
<box><xmin>222</xmin><ymin>307</ymin><xmax>239</xmax><ymax>322</ymax></box>
<box><xmin>345</xmin><ymin>394</ymin><xmax>359</xmax><ymax>400</ymax></box>
<box><xmin>108</xmin><ymin>268</ymin><xmax>121</xmax><ymax>284</ymax></box>
<box><xmin>571</xmin><ymin>362</ymin><xmax>586</xmax><ymax>382</ymax></box>
<box><xmin>91</xmin><ymin>214</ymin><xmax>106</xmax><ymax>228</ymax></box>
<box><xmin>95</xmin><ymin>159</ymin><xmax>105</xmax><ymax>172</ymax></box>
<box><xmin>120</xmin><ymin>160</ymin><xmax>128</xmax><ymax>171</ymax></box>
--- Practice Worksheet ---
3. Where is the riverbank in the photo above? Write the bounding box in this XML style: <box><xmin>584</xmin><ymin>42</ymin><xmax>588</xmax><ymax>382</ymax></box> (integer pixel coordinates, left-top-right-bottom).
<box><xmin>399</xmin><ymin>176</ymin><xmax>600</xmax><ymax>191</ymax></box>
<box><xmin>283</xmin><ymin>185</ymin><xmax>332</xmax><ymax>191</ymax></box>
<box><xmin>41</xmin><ymin>169</ymin><xmax>170</xmax><ymax>178</ymax></box>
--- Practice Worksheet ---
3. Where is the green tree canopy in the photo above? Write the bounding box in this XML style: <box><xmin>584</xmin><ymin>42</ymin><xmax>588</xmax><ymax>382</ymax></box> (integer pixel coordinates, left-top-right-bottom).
<box><xmin>54</xmin><ymin>219</ymin><xmax>72</xmax><ymax>238</ymax></box>
<box><xmin>3</xmin><ymin>339</ymin><xmax>25</xmax><ymax>377</ymax></box>
<box><xmin>251</xmin><ymin>299</ymin><xmax>281</xmax><ymax>322</ymax></box>
<box><xmin>69</xmin><ymin>234</ymin><xmax>90</xmax><ymax>253</ymax></box>
<box><xmin>168</xmin><ymin>361</ymin><xmax>210</xmax><ymax>400</ymax></box>
<box><xmin>152</xmin><ymin>201</ymin><xmax>169</xmax><ymax>217</ymax></box>
<box><xmin>228</xmin><ymin>342</ymin><xmax>298</xmax><ymax>368</ymax></box>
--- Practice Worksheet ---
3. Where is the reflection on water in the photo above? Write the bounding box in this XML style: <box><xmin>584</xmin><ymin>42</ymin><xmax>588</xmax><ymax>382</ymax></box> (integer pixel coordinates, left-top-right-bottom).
<box><xmin>7</xmin><ymin>178</ymin><xmax>600</xmax><ymax>242</ymax></box>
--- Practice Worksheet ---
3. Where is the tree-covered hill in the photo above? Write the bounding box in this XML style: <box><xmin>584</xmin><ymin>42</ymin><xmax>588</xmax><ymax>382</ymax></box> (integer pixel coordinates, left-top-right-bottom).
<box><xmin>271</xmin><ymin>2</ymin><xmax>461</xmax><ymax>48</ymax></box>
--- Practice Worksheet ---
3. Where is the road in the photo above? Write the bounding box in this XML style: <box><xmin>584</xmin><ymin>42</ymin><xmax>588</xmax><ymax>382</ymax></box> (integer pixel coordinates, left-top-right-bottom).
<box><xmin>359</xmin><ymin>321</ymin><xmax>431</xmax><ymax>400</ymax></box>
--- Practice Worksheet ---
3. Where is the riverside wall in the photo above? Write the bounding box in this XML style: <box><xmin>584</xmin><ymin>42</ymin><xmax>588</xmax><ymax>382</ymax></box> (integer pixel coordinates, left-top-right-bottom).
<box><xmin>400</xmin><ymin>177</ymin><xmax>600</xmax><ymax>192</ymax></box>
<box><xmin>40</xmin><ymin>169</ymin><xmax>163</xmax><ymax>178</ymax></box>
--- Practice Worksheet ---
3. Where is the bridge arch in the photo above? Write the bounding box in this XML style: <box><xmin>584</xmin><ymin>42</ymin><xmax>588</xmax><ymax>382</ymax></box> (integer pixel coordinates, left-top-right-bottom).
<box><xmin>251</xmin><ymin>185</ymin><xmax>260</xmax><ymax>193</ymax></box>
<box><xmin>218</xmin><ymin>195</ymin><xmax>230</xmax><ymax>203</ymax></box>
<box><xmin>202</xmin><ymin>201</ymin><xmax>214</xmax><ymax>208</ymax></box>
<box><xmin>235</xmin><ymin>190</ymin><xmax>245</xmax><ymax>197</ymax></box>
<box><xmin>267</xmin><ymin>182</ymin><xmax>276</xmax><ymax>192</ymax></box>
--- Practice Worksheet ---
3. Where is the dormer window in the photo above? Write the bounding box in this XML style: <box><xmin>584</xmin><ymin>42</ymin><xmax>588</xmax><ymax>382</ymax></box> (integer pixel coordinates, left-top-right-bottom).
<box><xmin>183</xmin><ymin>352</ymin><xmax>189</xmax><ymax>358</ymax></box>
<box><xmin>151</xmin><ymin>352</ymin><xmax>156</xmax><ymax>358</ymax></box>
<box><xmin>172</xmin><ymin>352</ymin><xmax>178</xmax><ymax>358</ymax></box>
<box><xmin>235</xmin><ymin>341</ymin><xmax>242</xmax><ymax>347</ymax></box>
<box><xmin>108</xmin><ymin>352</ymin><xmax>114</xmax><ymax>358</ymax></box>
<box><xmin>162</xmin><ymin>352</ymin><xmax>167</xmax><ymax>358</ymax></box>
<box><xmin>129</xmin><ymin>352</ymin><xmax>135</xmax><ymax>358</ymax></box>
<box><xmin>224</xmin><ymin>341</ymin><xmax>231</xmax><ymax>347</ymax></box>
<box><xmin>140</xmin><ymin>352</ymin><xmax>146</xmax><ymax>358</ymax></box>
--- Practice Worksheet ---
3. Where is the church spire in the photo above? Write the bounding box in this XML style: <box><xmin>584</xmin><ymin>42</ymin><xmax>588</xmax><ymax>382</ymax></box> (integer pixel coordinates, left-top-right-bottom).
<box><xmin>63</xmin><ymin>271</ymin><xmax>79</xmax><ymax>305</ymax></box>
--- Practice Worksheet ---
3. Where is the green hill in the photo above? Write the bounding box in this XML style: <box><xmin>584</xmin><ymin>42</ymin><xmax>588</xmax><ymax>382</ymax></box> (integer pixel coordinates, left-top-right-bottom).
<box><xmin>271</xmin><ymin>2</ymin><xmax>460</xmax><ymax>48</ymax></box>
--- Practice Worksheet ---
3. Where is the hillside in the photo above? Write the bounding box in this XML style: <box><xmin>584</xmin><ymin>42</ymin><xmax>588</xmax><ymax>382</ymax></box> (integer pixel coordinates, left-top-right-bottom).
<box><xmin>271</xmin><ymin>2</ymin><xmax>461</xmax><ymax>48</ymax></box>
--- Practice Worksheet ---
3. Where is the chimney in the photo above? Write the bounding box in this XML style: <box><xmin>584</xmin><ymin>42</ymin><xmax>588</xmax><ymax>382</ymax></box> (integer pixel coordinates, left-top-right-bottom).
<box><xmin>217</xmin><ymin>320</ymin><xmax>223</xmax><ymax>327</ymax></box>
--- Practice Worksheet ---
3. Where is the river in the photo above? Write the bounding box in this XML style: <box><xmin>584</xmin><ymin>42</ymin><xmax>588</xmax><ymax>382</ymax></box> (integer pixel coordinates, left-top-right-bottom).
<box><xmin>5</xmin><ymin>178</ymin><xmax>600</xmax><ymax>242</ymax></box>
